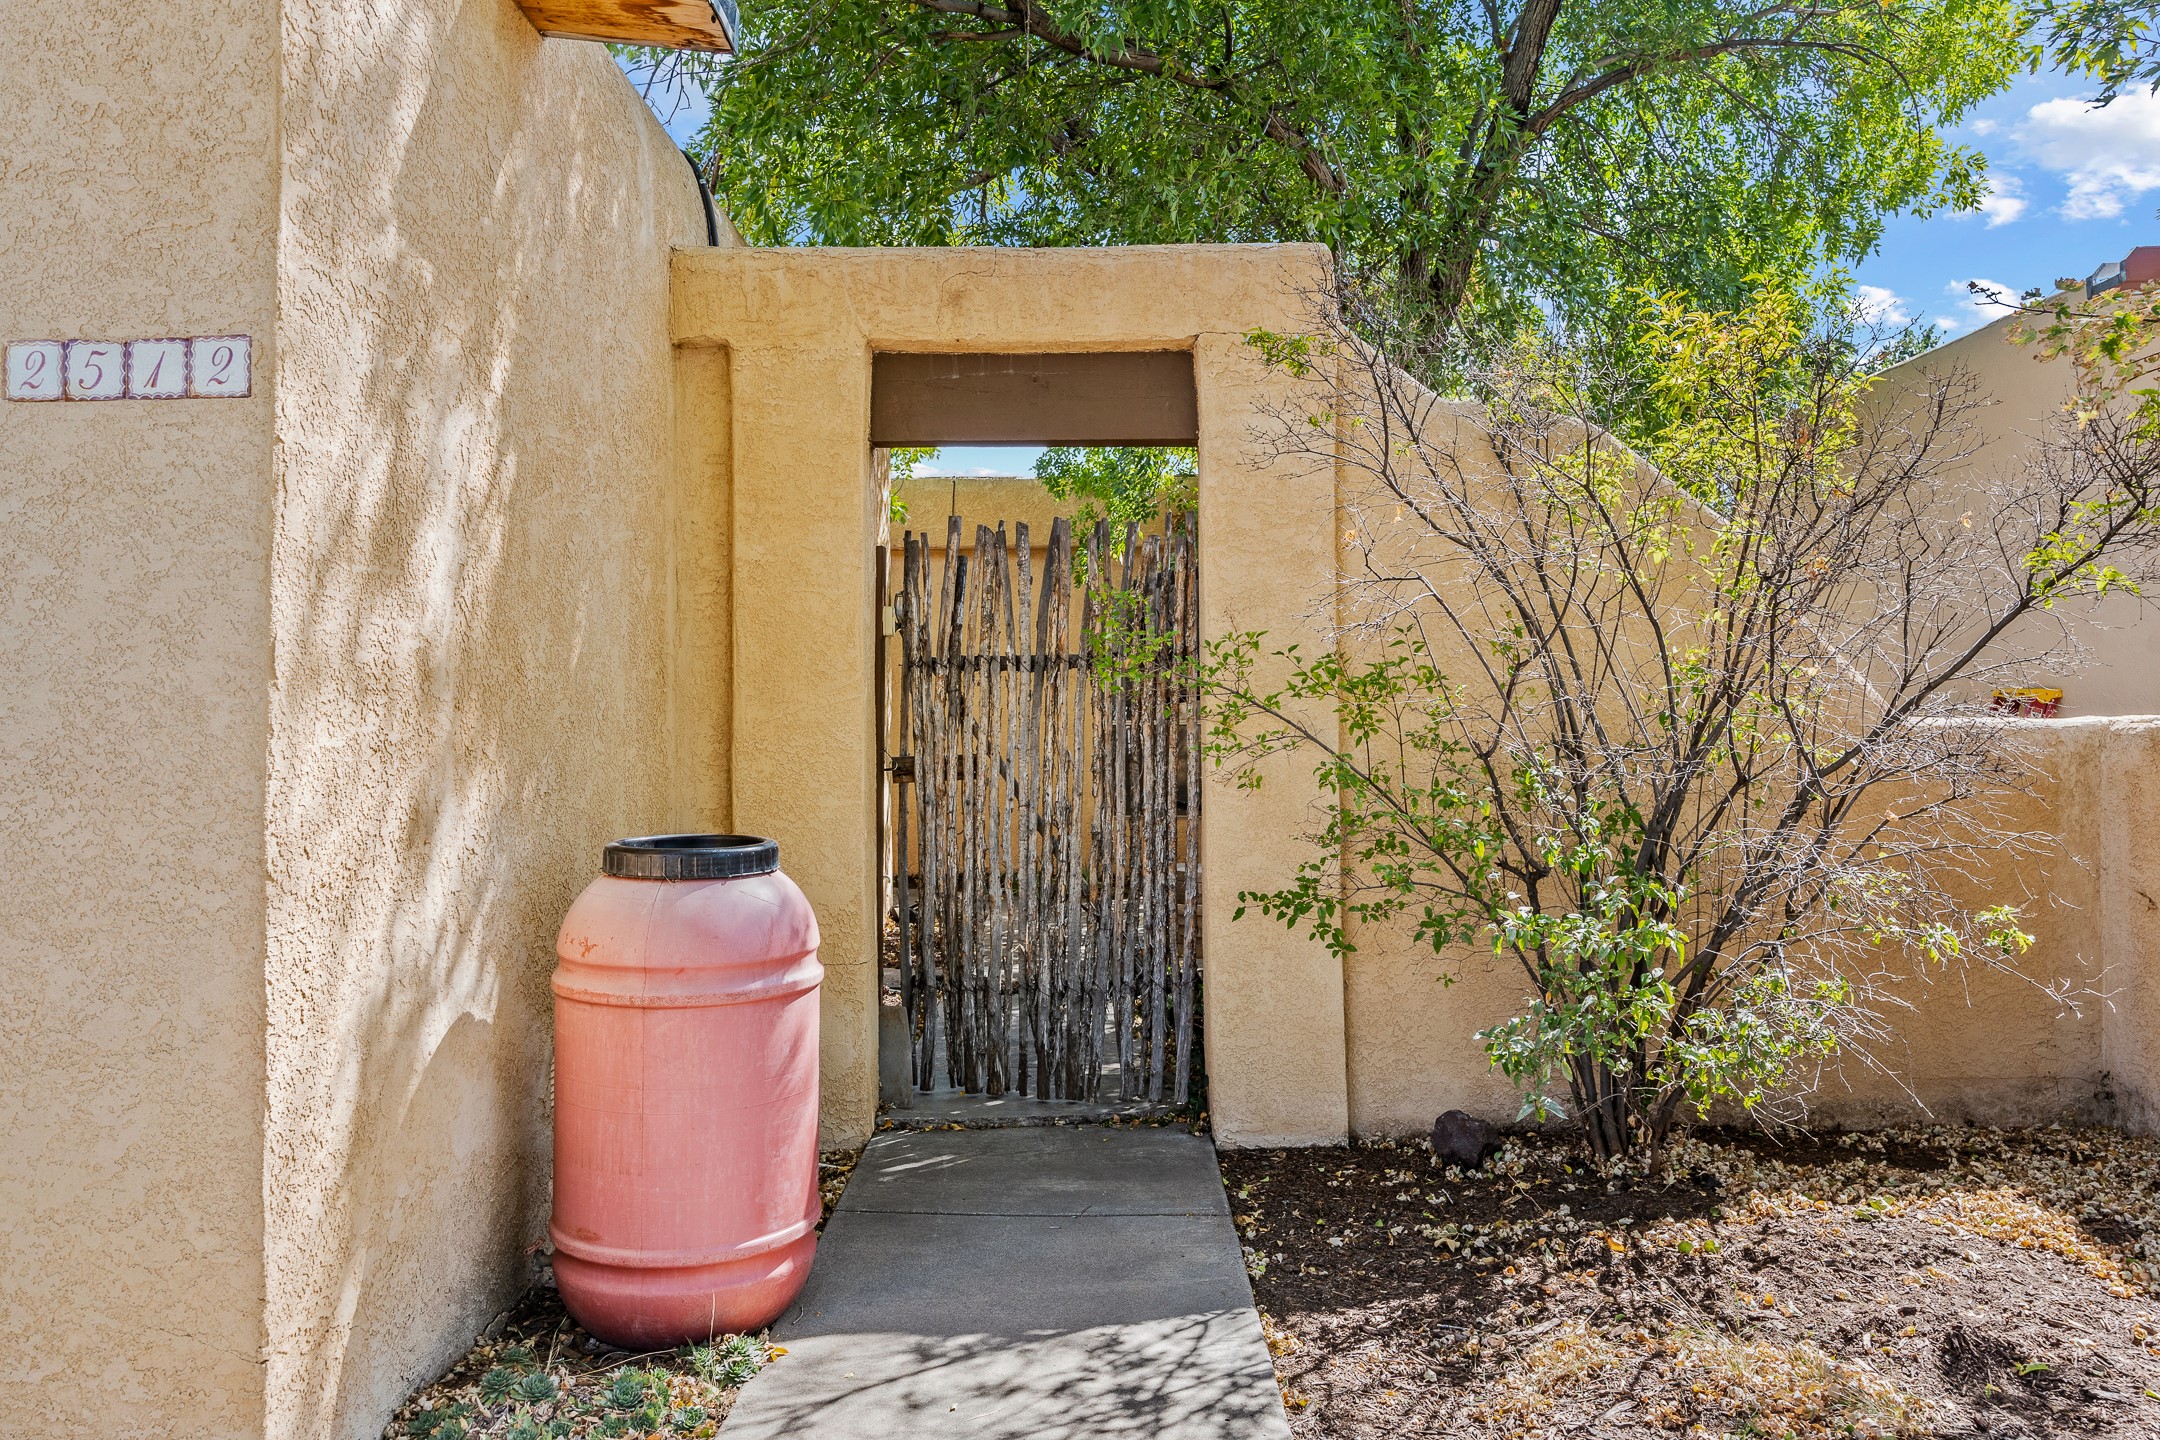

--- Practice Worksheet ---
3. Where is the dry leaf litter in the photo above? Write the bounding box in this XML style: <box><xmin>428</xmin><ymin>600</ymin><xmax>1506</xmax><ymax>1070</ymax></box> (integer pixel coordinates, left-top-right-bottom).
<box><xmin>1224</xmin><ymin>1124</ymin><xmax>2160</xmax><ymax>1439</ymax></box>
<box><xmin>382</xmin><ymin>1149</ymin><xmax>860</xmax><ymax>1440</ymax></box>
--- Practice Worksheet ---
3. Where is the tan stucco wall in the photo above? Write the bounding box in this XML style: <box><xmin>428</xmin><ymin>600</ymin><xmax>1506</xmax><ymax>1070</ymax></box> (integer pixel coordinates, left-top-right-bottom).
<box><xmin>672</xmin><ymin>245</ymin><xmax>1351</xmax><ymax>1148</ymax></box>
<box><xmin>2094</xmin><ymin>720</ymin><xmax>2160</xmax><ymax>1133</ymax></box>
<box><xmin>4</xmin><ymin>0</ymin><xmax>707</xmax><ymax>1434</ymax></box>
<box><xmin>264</xmin><ymin>6</ymin><xmax>705</xmax><ymax>1438</ymax></box>
<box><xmin>1308</xmin><ymin>359</ymin><xmax>2160</xmax><ymax>1141</ymax></box>
<box><xmin>1875</xmin><ymin>318</ymin><xmax>2160</xmax><ymax>716</ymax></box>
<box><xmin>1337</xmin><ymin>716</ymin><xmax>2156</xmax><ymax>1141</ymax></box>
<box><xmin>0</xmin><ymin>0</ymin><xmax>279</xmax><ymax>1432</ymax></box>
<box><xmin>893</xmin><ymin>474</ymin><xmax>1079</xmax><ymax>544</ymax></box>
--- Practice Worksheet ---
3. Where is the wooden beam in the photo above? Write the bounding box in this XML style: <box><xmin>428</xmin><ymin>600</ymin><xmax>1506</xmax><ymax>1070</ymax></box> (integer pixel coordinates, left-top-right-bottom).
<box><xmin>514</xmin><ymin>0</ymin><xmax>735</xmax><ymax>52</ymax></box>
<box><xmin>871</xmin><ymin>352</ymin><xmax>1198</xmax><ymax>447</ymax></box>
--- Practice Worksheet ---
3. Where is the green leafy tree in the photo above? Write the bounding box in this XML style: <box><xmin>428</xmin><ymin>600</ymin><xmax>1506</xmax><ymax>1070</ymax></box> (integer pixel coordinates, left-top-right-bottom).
<box><xmin>1206</xmin><ymin>285</ymin><xmax>2160</xmax><ymax>1162</ymax></box>
<box><xmin>2012</xmin><ymin>274</ymin><xmax>2160</xmax><ymax>439</ymax></box>
<box><xmin>674</xmin><ymin>0</ymin><xmax>2019</xmax><ymax>345</ymax></box>
<box><xmin>885</xmin><ymin>445</ymin><xmax>937</xmax><ymax>525</ymax></box>
<box><xmin>1034</xmin><ymin>446</ymin><xmax>1195</xmax><ymax>539</ymax></box>
<box><xmin>2033</xmin><ymin>0</ymin><xmax>2160</xmax><ymax>103</ymax></box>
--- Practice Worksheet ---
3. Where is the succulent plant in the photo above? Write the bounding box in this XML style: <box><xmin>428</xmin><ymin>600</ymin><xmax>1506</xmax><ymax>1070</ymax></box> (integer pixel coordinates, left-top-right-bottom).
<box><xmin>687</xmin><ymin>1335</ymin><xmax>762</xmax><ymax>1388</ymax></box>
<box><xmin>404</xmin><ymin>1404</ymin><xmax>469</xmax><ymax>1438</ymax></box>
<box><xmin>603</xmin><ymin>1372</ymin><xmax>651</xmax><ymax>1411</ymax></box>
<box><xmin>513</xmin><ymin>1372</ymin><xmax>558</xmax><ymax>1404</ymax></box>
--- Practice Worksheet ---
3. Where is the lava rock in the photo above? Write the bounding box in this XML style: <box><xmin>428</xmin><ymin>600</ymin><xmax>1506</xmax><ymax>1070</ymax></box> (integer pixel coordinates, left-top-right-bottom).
<box><xmin>1430</xmin><ymin>1109</ymin><xmax>1500</xmax><ymax>1168</ymax></box>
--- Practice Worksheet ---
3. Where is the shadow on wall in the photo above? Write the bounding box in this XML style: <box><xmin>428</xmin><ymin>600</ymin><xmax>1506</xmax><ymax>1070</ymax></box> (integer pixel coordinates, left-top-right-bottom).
<box><xmin>263</xmin><ymin>0</ymin><xmax>696</xmax><ymax>1434</ymax></box>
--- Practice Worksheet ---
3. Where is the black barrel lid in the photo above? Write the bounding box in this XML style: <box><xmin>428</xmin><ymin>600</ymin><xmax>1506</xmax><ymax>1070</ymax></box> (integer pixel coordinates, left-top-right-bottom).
<box><xmin>603</xmin><ymin>833</ymin><xmax>780</xmax><ymax>881</ymax></box>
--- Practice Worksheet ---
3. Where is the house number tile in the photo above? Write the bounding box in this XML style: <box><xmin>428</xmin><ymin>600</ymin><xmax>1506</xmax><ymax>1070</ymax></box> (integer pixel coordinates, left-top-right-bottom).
<box><xmin>5</xmin><ymin>341</ymin><xmax>64</xmax><ymax>401</ymax></box>
<box><xmin>189</xmin><ymin>335</ymin><xmax>251</xmax><ymax>398</ymax></box>
<box><xmin>127</xmin><ymin>339</ymin><xmax>189</xmax><ymax>398</ymax></box>
<box><xmin>64</xmin><ymin>340</ymin><xmax>127</xmax><ymax>400</ymax></box>
<box><xmin>5</xmin><ymin>335</ymin><xmax>253</xmax><ymax>401</ymax></box>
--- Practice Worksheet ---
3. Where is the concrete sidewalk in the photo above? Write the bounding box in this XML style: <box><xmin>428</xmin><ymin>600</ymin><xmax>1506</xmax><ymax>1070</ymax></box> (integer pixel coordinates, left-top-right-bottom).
<box><xmin>720</xmin><ymin>1126</ymin><xmax>1292</xmax><ymax>1440</ymax></box>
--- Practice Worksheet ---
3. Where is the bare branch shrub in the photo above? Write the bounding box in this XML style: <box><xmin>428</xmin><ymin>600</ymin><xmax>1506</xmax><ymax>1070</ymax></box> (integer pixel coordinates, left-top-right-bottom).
<box><xmin>1208</xmin><ymin>281</ymin><xmax>2160</xmax><ymax>1161</ymax></box>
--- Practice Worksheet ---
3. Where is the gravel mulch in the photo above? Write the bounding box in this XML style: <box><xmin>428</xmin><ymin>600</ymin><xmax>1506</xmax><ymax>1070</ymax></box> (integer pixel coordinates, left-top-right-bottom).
<box><xmin>379</xmin><ymin>1285</ymin><xmax>768</xmax><ymax>1440</ymax></box>
<box><xmin>381</xmin><ymin>1148</ymin><xmax>863</xmax><ymax>1440</ymax></box>
<box><xmin>1223</xmin><ymin>1125</ymin><xmax>2160</xmax><ymax>1439</ymax></box>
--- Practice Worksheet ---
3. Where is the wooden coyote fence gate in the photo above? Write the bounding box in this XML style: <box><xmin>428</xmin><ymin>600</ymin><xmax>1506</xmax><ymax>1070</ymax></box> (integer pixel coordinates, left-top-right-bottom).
<box><xmin>891</xmin><ymin>514</ymin><xmax>1200</xmax><ymax>1104</ymax></box>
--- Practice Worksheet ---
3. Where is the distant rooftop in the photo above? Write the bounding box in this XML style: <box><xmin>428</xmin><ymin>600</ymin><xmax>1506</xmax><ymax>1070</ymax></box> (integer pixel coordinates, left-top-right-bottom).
<box><xmin>2085</xmin><ymin>245</ymin><xmax>2160</xmax><ymax>297</ymax></box>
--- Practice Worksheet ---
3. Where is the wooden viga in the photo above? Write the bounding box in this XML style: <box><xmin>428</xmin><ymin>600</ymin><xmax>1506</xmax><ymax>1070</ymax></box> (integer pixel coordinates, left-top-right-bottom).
<box><xmin>892</xmin><ymin>515</ymin><xmax>1201</xmax><ymax>1103</ymax></box>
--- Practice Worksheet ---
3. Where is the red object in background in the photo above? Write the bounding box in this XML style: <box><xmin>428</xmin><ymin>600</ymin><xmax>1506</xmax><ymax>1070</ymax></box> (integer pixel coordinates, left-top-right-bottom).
<box><xmin>1991</xmin><ymin>687</ymin><xmax>2063</xmax><ymax>718</ymax></box>
<box><xmin>550</xmin><ymin>835</ymin><xmax>822</xmax><ymax>1349</ymax></box>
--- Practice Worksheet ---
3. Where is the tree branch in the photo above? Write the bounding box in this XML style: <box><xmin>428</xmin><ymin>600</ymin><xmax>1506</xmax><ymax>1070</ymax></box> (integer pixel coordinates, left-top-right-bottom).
<box><xmin>1528</xmin><ymin>34</ymin><xmax>1888</xmax><ymax>135</ymax></box>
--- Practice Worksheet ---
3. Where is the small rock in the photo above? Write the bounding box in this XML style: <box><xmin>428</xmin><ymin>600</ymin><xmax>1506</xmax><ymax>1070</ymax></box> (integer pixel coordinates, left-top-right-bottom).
<box><xmin>1430</xmin><ymin>1110</ymin><xmax>1499</xmax><ymax>1169</ymax></box>
<box><xmin>481</xmin><ymin>1310</ymin><xmax>512</xmax><ymax>1342</ymax></box>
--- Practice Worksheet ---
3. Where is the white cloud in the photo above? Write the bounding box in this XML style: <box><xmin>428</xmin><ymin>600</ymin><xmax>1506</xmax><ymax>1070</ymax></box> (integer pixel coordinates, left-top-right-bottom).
<box><xmin>1851</xmin><ymin>284</ymin><xmax>1913</xmax><ymax>326</ymax></box>
<box><xmin>1939</xmin><ymin>277</ymin><xmax>2019</xmax><ymax>334</ymax></box>
<box><xmin>1971</xmin><ymin>118</ymin><xmax>2000</xmax><ymax>137</ymax></box>
<box><xmin>1977</xmin><ymin>173</ymin><xmax>2027</xmax><ymax>227</ymax></box>
<box><xmin>2014</xmin><ymin>89</ymin><xmax>2160</xmax><ymax>219</ymax></box>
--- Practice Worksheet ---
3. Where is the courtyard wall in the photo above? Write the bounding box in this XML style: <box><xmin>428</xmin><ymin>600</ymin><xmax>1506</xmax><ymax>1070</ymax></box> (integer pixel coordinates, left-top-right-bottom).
<box><xmin>1873</xmin><ymin>314</ymin><xmax>2160</xmax><ymax>716</ymax></box>
<box><xmin>0</xmin><ymin>0</ymin><xmax>280</xmax><ymax>1433</ymax></box>
<box><xmin>1320</xmin><ymin>342</ymin><xmax>2160</xmax><ymax>1141</ymax></box>
<box><xmin>3</xmin><ymin>2</ymin><xmax>705</xmax><ymax>1437</ymax></box>
<box><xmin>7</xmin><ymin>18</ymin><xmax>2159</xmax><ymax>1433</ymax></box>
<box><xmin>1339</xmin><ymin>720</ymin><xmax>2160</xmax><ymax>1138</ymax></box>
<box><xmin>262</xmin><ymin>6</ymin><xmax>705</xmax><ymax>1437</ymax></box>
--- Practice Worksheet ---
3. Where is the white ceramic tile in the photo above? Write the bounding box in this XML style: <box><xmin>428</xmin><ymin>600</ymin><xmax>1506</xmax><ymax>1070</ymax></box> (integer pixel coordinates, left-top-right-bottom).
<box><xmin>64</xmin><ymin>343</ymin><xmax>128</xmax><ymax>399</ymax></box>
<box><xmin>189</xmin><ymin>335</ymin><xmax>251</xmax><ymax>398</ymax></box>
<box><xmin>5</xmin><ymin>340</ymin><xmax>64</xmax><ymax>401</ymax></box>
<box><xmin>64</xmin><ymin>340</ymin><xmax>126</xmax><ymax>401</ymax></box>
<box><xmin>127</xmin><ymin>338</ymin><xmax>189</xmax><ymax>398</ymax></box>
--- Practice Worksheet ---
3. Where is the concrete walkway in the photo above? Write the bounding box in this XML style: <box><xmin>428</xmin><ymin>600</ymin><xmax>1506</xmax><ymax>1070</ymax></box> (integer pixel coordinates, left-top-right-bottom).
<box><xmin>721</xmin><ymin>1127</ymin><xmax>1293</xmax><ymax>1440</ymax></box>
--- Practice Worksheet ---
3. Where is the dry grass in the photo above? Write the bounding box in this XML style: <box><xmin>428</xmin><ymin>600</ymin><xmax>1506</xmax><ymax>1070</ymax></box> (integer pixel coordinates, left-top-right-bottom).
<box><xmin>1685</xmin><ymin>1127</ymin><xmax>2160</xmax><ymax>1297</ymax></box>
<box><xmin>1471</xmin><ymin>1320</ymin><xmax>1937</xmax><ymax>1438</ymax></box>
<box><xmin>1229</xmin><ymin>1124</ymin><xmax>2160</xmax><ymax>1439</ymax></box>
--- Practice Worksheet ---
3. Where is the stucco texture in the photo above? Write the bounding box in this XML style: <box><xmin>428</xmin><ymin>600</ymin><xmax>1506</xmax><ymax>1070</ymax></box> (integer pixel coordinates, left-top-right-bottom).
<box><xmin>1207</xmin><ymin>353</ymin><xmax>2160</xmax><ymax>1143</ymax></box>
<box><xmin>1321</xmin><ymin>365</ymin><xmax>2160</xmax><ymax>1140</ymax></box>
<box><xmin>671</xmin><ymin>244</ymin><xmax>1351</xmax><ymax>1148</ymax></box>
<box><xmin>0</xmin><ymin>0</ymin><xmax>279</xmax><ymax>1433</ymax></box>
<box><xmin>12</xmin><ymin>19</ymin><xmax>2160</xmax><ymax>1427</ymax></box>
<box><xmin>1874</xmin><ymin>317</ymin><xmax>2160</xmax><ymax>716</ymax></box>
<box><xmin>1343</xmin><ymin>735</ymin><xmax>2126</xmax><ymax>1138</ymax></box>
<box><xmin>2095</xmin><ymin>720</ymin><xmax>2160</xmax><ymax>1133</ymax></box>
<box><xmin>265</xmin><ymin>6</ymin><xmax>704</xmax><ymax>1438</ymax></box>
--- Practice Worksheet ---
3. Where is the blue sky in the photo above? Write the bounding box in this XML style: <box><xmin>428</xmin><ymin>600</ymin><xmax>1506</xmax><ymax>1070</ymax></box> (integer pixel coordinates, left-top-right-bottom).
<box><xmin>629</xmin><ymin>59</ymin><xmax>2160</xmax><ymax>475</ymax></box>
<box><xmin>1852</xmin><ymin>71</ymin><xmax>2160</xmax><ymax>339</ymax></box>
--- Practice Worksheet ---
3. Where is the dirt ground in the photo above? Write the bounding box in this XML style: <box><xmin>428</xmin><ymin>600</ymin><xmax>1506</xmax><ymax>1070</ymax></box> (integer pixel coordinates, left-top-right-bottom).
<box><xmin>1221</xmin><ymin>1126</ymin><xmax>2160</xmax><ymax>1439</ymax></box>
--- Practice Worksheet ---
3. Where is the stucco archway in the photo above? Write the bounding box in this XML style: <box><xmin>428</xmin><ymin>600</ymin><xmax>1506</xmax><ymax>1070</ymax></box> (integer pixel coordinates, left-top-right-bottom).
<box><xmin>668</xmin><ymin>245</ymin><xmax>1351</xmax><ymax>1147</ymax></box>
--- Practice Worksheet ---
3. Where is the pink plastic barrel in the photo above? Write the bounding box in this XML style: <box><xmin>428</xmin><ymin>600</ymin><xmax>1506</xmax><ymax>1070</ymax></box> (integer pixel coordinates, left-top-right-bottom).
<box><xmin>549</xmin><ymin>833</ymin><xmax>822</xmax><ymax>1348</ymax></box>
